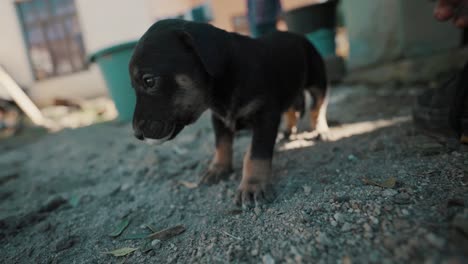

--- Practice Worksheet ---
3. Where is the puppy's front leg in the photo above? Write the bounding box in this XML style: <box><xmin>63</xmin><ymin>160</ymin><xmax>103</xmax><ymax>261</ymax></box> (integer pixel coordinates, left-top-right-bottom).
<box><xmin>200</xmin><ymin>113</ymin><xmax>233</xmax><ymax>184</ymax></box>
<box><xmin>236</xmin><ymin>111</ymin><xmax>280</xmax><ymax>207</ymax></box>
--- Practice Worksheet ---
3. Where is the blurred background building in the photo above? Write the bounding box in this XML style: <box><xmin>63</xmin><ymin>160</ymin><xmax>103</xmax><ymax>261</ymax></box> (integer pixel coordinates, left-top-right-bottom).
<box><xmin>0</xmin><ymin>0</ymin><xmax>465</xmax><ymax>107</ymax></box>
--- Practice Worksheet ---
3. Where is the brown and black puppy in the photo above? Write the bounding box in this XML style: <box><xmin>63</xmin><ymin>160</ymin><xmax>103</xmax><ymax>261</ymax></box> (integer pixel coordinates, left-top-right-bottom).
<box><xmin>129</xmin><ymin>19</ymin><xmax>328</xmax><ymax>207</ymax></box>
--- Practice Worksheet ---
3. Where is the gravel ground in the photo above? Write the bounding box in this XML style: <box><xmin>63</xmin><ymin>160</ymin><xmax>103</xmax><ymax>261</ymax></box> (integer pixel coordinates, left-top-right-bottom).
<box><xmin>1</xmin><ymin>84</ymin><xmax>467</xmax><ymax>264</ymax></box>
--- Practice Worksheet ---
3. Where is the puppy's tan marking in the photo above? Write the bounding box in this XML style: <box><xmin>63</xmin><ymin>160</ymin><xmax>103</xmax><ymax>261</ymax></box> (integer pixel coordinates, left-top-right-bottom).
<box><xmin>175</xmin><ymin>74</ymin><xmax>195</xmax><ymax>90</ymax></box>
<box><xmin>212</xmin><ymin>137</ymin><xmax>233</xmax><ymax>168</ymax></box>
<box><xmin>201</xmin><ymin>136</ymin><xmax>233</xmax><ymax>184</ymax></box>
<box><xmin>174</xmin><ymin>74</ymin><xmax>206</xmax><ymax>117</ymax></box>
<box><xmin>241</xmin><ymin>145</ymin><xmax>271</xmax><ymax>185</ymax></box>
<box><xmin>284</xmin><ymin>108</ymin><xmax>299</xmax><ymax>135</ymax></box>
<box><xmin>309</xmin><ymin>87</ymin><xmax>329</xmax><ymax>133</ymax></box>
<box><xmin>235</xmin><ymin>145</ymin><xmax>274</xmax><ymax>206</ymax></box>
<box><xmin>218</xmin><ymin>99</ymin><xmax>263</xmax><ymax>131</ymax></box>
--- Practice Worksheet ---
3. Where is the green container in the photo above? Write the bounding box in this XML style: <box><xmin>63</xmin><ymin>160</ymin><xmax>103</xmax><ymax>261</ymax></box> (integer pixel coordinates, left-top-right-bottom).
<box><xmin>305</xmin><ymin>29</ymin><xmax>336</xmax><ymax>57</ymax></box>
<box><xmin>89</xmin><ymin>41</ymin><xmax>138</xmax><ymax>122</ymax></box>
<box><xmin>283</xmin><ymin>1</ymin><xmax>338</xmax><ymax>58</ymax></box>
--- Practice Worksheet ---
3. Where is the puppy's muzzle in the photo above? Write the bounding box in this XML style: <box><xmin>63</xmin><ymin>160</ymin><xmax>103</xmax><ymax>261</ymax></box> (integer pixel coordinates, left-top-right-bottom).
<box><xmin>133</xmin><ymin>120</ymin><xmax>184</xmax><ymax>144</ymax></box>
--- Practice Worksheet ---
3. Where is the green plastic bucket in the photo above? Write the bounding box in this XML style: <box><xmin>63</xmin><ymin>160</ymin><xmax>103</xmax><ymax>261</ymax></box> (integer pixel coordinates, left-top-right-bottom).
<box><xmin>283</xmin><ymin>1</ymin><xmax>338</xmax><ymax>58</ymax></box>
<box><xmin>89</xmin><ymin>41</ymin><xmax>138</xmax><ymax>122</ymax></box>
<box><xmin>305</xmin><ymin>29</ymin><xmax>336</xmax><ymax>57</ymax></box>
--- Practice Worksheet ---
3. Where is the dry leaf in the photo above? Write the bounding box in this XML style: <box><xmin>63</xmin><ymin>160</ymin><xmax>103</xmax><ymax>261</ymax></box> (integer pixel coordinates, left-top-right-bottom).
<box><xmin>145</xmin><ymin>224</ymin><xmax>157</xmax><ymax>233</ymax></box>
<box><xmin>147</xmin><ymin>225</ymin><xmax>186</xmax><ymax>240</ymax></box>
<box><xmin>362</xmin><ymin>176</ymin><xmax>396</xmax><ymax>188</ymax></box>
<box><xmin>122</xmin><ymin>233</ymin><xmax>149</xmax><ymax>240</ymax></box>
<box><xmin>103</xmin><ymin>247</ymin><xmax>137</xmax><ymax>257</ymax></box>
<box><xmin>109</xmin><ymin>218</ymin><xmax>130</xmax><ymax>237</ymax></box>
<box><xmin>178</xmin><ymin>180</ymin><xmax>198</xmax><ymax>189</ymax></box>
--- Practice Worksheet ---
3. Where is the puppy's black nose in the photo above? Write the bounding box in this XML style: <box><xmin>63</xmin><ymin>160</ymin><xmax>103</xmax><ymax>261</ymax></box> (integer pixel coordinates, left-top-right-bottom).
<box><xmin>134</xmin><ymin>130</ymin><xmax>144</xmax><ymax>141</ymax></box>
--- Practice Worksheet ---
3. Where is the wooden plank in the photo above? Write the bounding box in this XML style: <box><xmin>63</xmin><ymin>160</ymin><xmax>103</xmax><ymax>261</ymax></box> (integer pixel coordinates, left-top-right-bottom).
<box><xmin>0</xmin><ymin>65</ymin><xmax>46</xmax><ymax>126</ymax></box>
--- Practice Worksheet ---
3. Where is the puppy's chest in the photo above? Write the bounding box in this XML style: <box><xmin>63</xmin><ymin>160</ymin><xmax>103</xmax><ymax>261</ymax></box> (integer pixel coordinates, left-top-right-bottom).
<box><xmin>215</xmin><ymin>99</ymin><xmax>263</xmax><ymax>131</ymax></box>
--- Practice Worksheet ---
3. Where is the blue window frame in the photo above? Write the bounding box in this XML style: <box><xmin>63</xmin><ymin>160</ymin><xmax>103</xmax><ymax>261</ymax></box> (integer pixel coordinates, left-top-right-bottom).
<box><xmin>16</xmin><ymin>0</ymin><xmax>86</xmax><ymax>80</ymax></box>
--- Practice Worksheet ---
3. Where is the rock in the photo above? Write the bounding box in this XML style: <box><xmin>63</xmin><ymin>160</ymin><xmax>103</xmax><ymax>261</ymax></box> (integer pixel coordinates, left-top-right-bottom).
<box><xmin>394</xmin><ymin>193</ymin><xmax>411</xmax><ymax>204</ymax></box>
<box><xmin>382</xmin><ymin>189</ymin><xmax>398</xmax><ymax>197</ymax></box>
<box><xmin>151</xmin><ymin>239</ymin><xmax>161</xmax><ymax>247</ymax></box>
<box><xmin>333</xmin><ymin>213</ymin><xmax>344</xmax><ymax>223</ymax></box>
<box><xmin>363</xmin><ymin>223</ymin><xmax>372</xmax><ymax>232</ymax></box>
<box><xmin>331</xmin><ymin>220</ymin><xmax>337</xmax><ymax>227</ymax></box>
<box><xmin>316</xmin><ymin>232</ymin><xmax>331</xmax><ymax>246</ymax></box>
<box><xmin>341</xmin><ymin>222</ymin><xmax>353</xmax><ymax>232</ymax></box>
<box><xmin>254</xmin><ymin>206</ymin><xmax>262</xmax><ymax>216</ymax></box>
<box><xmin>452</xmin><ymin>212</ymin><xmax>468</xmax><ymax>236</ymax></box>
<box><xmin>55</xmin><ymin>236</ymin><xmax>78</xmax><ymax>252</ymax></box>
<box><xmin>262</xmin><ymin>254</ymin><xmax>275</xmax><ymax>264</ymax></box>
<box><xmin>425</xmin><ymin>233</ymin><xmax>445</xmax><ymax>249</ymax></box>
<box><xmin>401</xmin><ymin>209</ymin><xmax>410</xmax><ymax>216</ymax></box>
<box><xmin>39</xmin><ymin>196</ymin><xmax>67</xmax><ymax>213</ymax></box>
<box><xmin>303</xmin><ymin>185</ymin><xmax>312</xmax><ymax>196</ymax></box>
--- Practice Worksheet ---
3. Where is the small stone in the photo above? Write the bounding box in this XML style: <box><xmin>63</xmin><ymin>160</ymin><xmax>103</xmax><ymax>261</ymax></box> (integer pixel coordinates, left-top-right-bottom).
<box><xmin>251</xmin><ymin>249</ymin><xmax>259</xmax><ymax>256</ymax></box>
<box><xmin>55</xmin><ymin>236</ymin><xmax>78</xmax><ymax>252</ymax></box>
<box><xmin>254</xmin><ymin>206</ymin><xmax>262</xmax><ymax>216</ymax></box>
<box><xmin>382</xmin><ymin>189</ymin><xmax>398</xmax><ymax>197</ymax></box>
<box><xmin>316</xmin><ymin>232</ymin><xmax>331</xmax><ymax>246</ymax></box>
<box><xmin>363</xmin><ymin>223</ymin><xmax>372</xmax><ymax>232</ymax></box>
<box><xmin>342</xmin><ymin>256</ymin><xmax>352</xmax><ymax>264</ymax></box>
<box><xmin>370</xmin><ymin>216</ymin><xmax>379</xmax><ymax>225</ymax></box>
<box><xmin>452</xmin><ymin>213</ymin><xmax>468</xmax><ymax>235</ymax></box>
<box><xmin>262</xmin><ymin>254</ymin><xmax>275</xmax><ymax>264</ymax></box>
<box><xmin>40</xmin><ymin>196</ymin><xmax>67</xmax><ymax>213</ymax></box>
<box><xmin>333</xmin><ymin>213</ymin><xmax>343</xmax><ymax>223</ymax></box>
<box><xmin>347</xmin><ymin>154</ymin><xmax>358</xmax><ymax>161</ymax></box>
<box><xmin>394</xmin><ymin>193</ymin><xmax>411</xmax><ymax>204</ymax></box>
<box><xmin>303</xmin><ymin>185</ymin><xmax>312</xmax><ymax>195</ymax></box>
<box><xmin>151</xmin><ymin>239</ymin><xmax>161</xmax><ymax>247</ymax></box>
<box><xmin>341</xmin><ymin>222</ymin><xmax>352</xmax><ymax>232</ymax></box>
<box><xmin>331</xmin><ymin>220</ymin><xmax>337</xmax><ymax>227</ymax></box>
<box><xmin>426</xmin><ymin>233</ymin><xmax>445</xmax><ymax>249</ymax></box>
<box><xmin>120</xmin><ymin>183</ymin><xmax>132</xmax><ymax>191</ymax></box>
<box><xmin>401</xmin><ymin>209</ymin><xmax>410</xmax><ymax>216</ymax></box>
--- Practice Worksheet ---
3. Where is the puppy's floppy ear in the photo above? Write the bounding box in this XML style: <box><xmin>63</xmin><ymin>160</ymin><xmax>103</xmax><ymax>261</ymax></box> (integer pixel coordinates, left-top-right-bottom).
<box><xmin>178</xmin><ymin>23</ymin><xmax>231</xmax><ymax>77</ymax></box>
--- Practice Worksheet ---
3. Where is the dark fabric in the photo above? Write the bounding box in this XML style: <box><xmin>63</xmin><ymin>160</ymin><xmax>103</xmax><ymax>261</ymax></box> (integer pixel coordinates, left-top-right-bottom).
<box><xmin>246</xmin><ymin>0</ymin><xmax>281</xmax><ymax>37</ymax></box>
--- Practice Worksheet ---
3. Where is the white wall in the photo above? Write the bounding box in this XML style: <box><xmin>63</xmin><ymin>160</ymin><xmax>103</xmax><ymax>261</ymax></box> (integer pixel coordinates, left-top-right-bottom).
<box><xmin>76</xmin><ymin>0</ymin><xmax>154</xmax><ymax>54</ymax></box>
<box><xmin>0</xmin><ymin>0</ymin><xmax>158</xmax><ymax>106</ymax></box>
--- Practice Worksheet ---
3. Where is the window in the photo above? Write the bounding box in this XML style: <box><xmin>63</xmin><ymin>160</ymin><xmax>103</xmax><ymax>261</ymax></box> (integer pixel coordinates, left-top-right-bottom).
<box><xmin>16</xmin><ymin>0</ymin><xmax>86</xmax><ymax>80</ymax></box>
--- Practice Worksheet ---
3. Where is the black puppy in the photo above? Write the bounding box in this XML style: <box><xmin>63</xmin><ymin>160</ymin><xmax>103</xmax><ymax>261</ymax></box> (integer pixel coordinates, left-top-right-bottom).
<box><xmin>129</xmin><ymin>19</ymin><xmax>328</xmax><ymax>206</ymax></box>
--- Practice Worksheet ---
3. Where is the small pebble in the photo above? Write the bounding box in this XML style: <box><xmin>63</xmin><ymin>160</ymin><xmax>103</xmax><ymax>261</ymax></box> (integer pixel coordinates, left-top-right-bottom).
<box><xmin>341</xmin><ymin>222</ymin><xmax>352</xmax><ymax>232</ymax></box>
<box><xmin>151</xmin><ymin>239</ymin><xmax>161</xmax><ymax>246</ymax></box>
<box><xmin>262</xmin><ymin>254</ymin><xmax>275</xmax><ymax>264</ymax></box>
<box><xmin>426</xmin><ymin>233</ymin><xmax>445</xmax><ymax>249</ymax></box>
<box><xmin>333</xmin><ymin>213</ymin><xmax>343</xmax><ymax>222</ymax></box>
<box><xmin>382</xmin><ymin>189</ymin><xmax>398</xmax><ymax>197</ymax></box>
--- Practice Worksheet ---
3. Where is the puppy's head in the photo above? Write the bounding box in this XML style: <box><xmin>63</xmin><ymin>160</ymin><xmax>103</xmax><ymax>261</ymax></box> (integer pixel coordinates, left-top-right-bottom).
<box><xmin>129</xmin><ymin>19</ymin><xmax>230</xmax><ymax>144</ymax></box>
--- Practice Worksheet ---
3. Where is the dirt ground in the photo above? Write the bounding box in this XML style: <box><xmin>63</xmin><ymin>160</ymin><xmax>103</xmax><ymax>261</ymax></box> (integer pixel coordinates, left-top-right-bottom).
<box><xmin>1</xmin><ymin>84</ymin><xmax>467</xmax><ymax>264</ymax></box>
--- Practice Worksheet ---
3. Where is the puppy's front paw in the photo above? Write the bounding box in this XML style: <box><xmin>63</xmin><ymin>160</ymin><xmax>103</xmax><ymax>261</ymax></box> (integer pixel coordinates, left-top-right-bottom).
<box><xmin>316</xmin><ymin>130</ymin><xmax>332</xmax><ymax>141</ymax></box>
<box><xmin>235</xmin><ymin>180</ymin><xmax>275</xmax><ymax>208</ymax></box>
<box><xmin>200</xmin><ymin>163</ymin><xmax>232</xmax><ymax>185</ymax></box>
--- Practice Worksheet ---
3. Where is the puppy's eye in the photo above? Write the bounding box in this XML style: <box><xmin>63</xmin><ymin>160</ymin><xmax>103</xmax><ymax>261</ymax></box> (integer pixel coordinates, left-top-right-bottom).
<box><xmin>142</xmin><ymin>74</ymin><xmax>156</xmax><ymax>88</ymax></box>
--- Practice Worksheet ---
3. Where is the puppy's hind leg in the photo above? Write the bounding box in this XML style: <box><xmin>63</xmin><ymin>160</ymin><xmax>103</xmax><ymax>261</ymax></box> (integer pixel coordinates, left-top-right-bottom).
<box><xmin>200</xmin><ymin>113</ymin><xmax>233</xmax><ymax>185</ymax></box>
<box><xmin>308</xmin><ymin>86</ymin><xmax>330</xmax><ymax>140</ymax></box>
<box><xmin>283</xmin><ymin>108</ymin><xmax>299</xmax><ymax>139</ymax></box>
